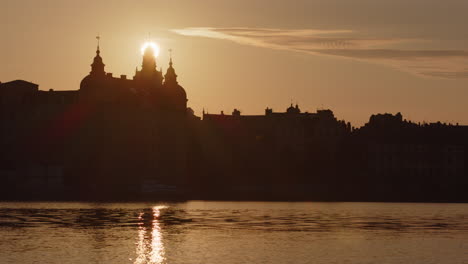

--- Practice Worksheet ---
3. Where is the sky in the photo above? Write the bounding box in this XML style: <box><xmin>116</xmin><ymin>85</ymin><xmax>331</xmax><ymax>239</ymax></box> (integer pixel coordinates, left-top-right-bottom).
<box><xmin>2</xmin><ymin>0</ymin><xmax>468</xmax><ymax>126</ymax></box>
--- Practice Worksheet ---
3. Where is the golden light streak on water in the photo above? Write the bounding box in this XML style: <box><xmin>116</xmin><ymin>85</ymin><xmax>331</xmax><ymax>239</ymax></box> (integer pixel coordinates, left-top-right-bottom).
<box><xmin>150</xmin><ymin>206</ymin><xmax>166</xmax><ymax>263</ymax></box>
<box><xmin>134</xmin><ymin>206</ymin><xmax>168</xmax><ymax>264</ymax></box>
<box><xmin>134</xmin><ymin>212</ymin><xmax>147</xmax><ymax>264</ymax></box>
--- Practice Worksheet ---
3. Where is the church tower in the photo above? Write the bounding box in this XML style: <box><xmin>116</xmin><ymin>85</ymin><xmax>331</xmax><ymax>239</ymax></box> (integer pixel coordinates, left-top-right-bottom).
<box><xmin>134</xmin><ymin>44</ymin><xmax>163</xmax><ymax>86</ymax></box>
<box><xmin>90</xmin><ymin>37</ymin><xmax>105</xmax><ymax>76</ymax></box>
<box><xmin>163</xmin><ymin>53</ymin><xmax>187</xmax><ymax>112</ymax></box>
<box><xmin>141</xmin><ymin>46</ymin><xmax>157</xmax><ymax>72</ymax></box>
<box><xmin>164</xmin><ymin>56</ymin><xmax>177</xmax><ymax>84</ymax></box>
<box><xmin>80</xmin><ymin>37</ymin><xmax>107</xmax><ymax>93</ymax></box>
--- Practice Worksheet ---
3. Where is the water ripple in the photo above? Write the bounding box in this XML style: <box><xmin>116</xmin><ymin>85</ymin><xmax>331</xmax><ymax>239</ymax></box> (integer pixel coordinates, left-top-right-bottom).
<box><xmin>1</xmin><ymin>203</ymin><xmax>467</xmax><ymax>234</ymax></box>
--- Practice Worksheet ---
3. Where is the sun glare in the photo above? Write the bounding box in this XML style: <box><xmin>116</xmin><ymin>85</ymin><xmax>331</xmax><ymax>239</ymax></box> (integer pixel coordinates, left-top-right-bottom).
<box><xmin>141</xmin><ymin>42</ymin><xmax>160</xmax><ymax>57</ymax></box>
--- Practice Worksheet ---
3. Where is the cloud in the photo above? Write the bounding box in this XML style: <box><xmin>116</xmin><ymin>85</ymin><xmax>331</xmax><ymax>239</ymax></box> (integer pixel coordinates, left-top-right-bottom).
<box><xmin>172</xmin><ymin>27</ymin><xmax>468</xmax><ymax>78</ymax></box>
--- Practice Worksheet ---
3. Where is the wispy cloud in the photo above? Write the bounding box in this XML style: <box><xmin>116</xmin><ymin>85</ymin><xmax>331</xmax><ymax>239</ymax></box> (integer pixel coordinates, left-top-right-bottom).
<box><xmin>172</xmin><ymin>27</ymin><xmax>468</xmax><ymax>78</ymax></box>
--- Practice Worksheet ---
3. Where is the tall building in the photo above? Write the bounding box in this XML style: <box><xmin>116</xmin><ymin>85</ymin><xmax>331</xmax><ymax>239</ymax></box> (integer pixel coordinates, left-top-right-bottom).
<box><xmin>80</xmin><ymin>42</ymin><xmax>187</xmax><ymax>112</ymax></box>
<box><xmin>0</xmin><ymin>41</ymin><xmax>192</xmax><ymax>199</ymax></box>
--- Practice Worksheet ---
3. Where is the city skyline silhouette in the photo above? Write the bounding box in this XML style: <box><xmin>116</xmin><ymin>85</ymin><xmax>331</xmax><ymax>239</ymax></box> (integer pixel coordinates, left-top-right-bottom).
<box><xmin>2</xmin><ymin>2</ymin><xmax>468</xmax><ymax>264</ymax></box>
<box><xmin>3</xmin><ymin>0</ymin><xmax>468</xmax><ymax>126</ymax></box>
<box><xmin>1</xmin><ymin>38</ymin><xmax>468</xmax><ymax>202</ymax></box>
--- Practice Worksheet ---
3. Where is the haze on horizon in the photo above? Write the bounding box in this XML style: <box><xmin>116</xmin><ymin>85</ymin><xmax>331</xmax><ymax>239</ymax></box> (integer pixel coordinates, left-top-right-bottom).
<box><xmin>2</xmin><ymin>0</ymin><xmax>468</xmax><ymax>126</ymax></box>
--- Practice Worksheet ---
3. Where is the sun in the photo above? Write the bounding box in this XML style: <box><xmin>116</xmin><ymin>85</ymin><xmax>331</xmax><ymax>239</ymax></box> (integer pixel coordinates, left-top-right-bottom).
<box><xmin>141</xmin><ymin>42</ymin><xmax>160</xmax><ymax>57</ymax></box>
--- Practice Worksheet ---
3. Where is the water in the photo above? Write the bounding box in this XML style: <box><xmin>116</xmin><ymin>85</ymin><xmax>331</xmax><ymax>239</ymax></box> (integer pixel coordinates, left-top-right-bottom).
<box><xmin>0</xmin><ymin>202</ymin><xmax>467</xmax><ymax>264</ymax></box>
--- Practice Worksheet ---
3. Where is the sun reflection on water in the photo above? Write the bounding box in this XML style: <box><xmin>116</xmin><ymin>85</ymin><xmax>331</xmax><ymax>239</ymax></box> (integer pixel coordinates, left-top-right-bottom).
<box><xmin>134</xmin><ymin>206</ymin><xmax>168</xmax><ymax>264</ymax></box>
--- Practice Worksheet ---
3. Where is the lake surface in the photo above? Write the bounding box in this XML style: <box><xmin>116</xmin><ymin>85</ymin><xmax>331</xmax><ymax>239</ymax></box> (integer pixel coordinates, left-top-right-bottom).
<box><xmin>0</xmin><ymin>202</ymin><xmax>467</xmax><ymax>264</ymax></box>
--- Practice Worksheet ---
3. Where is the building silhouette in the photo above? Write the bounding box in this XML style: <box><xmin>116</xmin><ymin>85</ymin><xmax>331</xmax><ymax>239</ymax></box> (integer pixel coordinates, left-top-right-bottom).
<box><xmin>1</xmin><ymin>41</ymin><xmax>468</xmax><ymax>201</ymax></box>
<box><xmin>80</xmin><ymin>42</ymin><xmax>186</xmax><ymax>112</ymax></box>
<box><xmin>346</xmin><ymin>113</ymin><xmax>468</xmax><ymax>201</ymax></box>
<box><xmin>196</xmin><ymin>106</ymin><xmax>350</xmax><ymax>199</ymax></box>
<box><xmin>1</xmin><ymin>42</ymin><xmax>192</xmax><ymax>199</ymax></box>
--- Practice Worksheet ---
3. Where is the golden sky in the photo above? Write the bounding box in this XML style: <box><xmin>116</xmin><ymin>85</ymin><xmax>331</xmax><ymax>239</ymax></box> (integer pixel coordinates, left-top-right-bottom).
<box><xmin>2</xmin><ymin>0</ymin><xmax>468</xmax><ymax>125</ymax></box>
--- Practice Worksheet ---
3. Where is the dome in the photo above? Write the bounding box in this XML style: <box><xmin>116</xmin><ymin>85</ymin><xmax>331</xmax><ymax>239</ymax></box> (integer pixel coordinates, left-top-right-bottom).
<box><xmin>286</xmin><ymin>103</ymin><xmax>300</xmax><ymax>114</ymax></box>
<box><xmin>163</xmin><ymin>82</ymin><xmax>187</xmax><ymax>111</ymax></box>
<box><xmin>164</xmin><ymin>82</ymin><xmax>187</xmax><ymax>100</ymax></box>
<box><xmin>173</xmin><ymin>83</ymin><xmax>187</xmax><ymax>99</ymax></box>
<box><xmin>80</xmin><ymin>74</ymin><xmax>106</xmax><ymax>91</ymax></box>
<box><xmin>80</xmin><ymin>75</ymin><xmax>93</xmax><ymax>91</ymax></box>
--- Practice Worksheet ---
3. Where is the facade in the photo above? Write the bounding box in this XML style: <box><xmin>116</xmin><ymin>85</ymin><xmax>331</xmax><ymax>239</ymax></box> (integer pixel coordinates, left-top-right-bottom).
<box><xmin>348</xmin><ymin>113</ymin><xmax>468</xmax><ymax>201</ymax></box>
<box><xmin>196</xmin><ymin>105</ymin><xmax>351</xmax><ymax>199</ymax></box>
<box><xmin>1</xmin><ymin>41</ymin><xmax>468</xmax><ymax>201</ymax></box>
<box><xmin>0</xmin><ymin>43</ymin><xmax>191</xmax><ymax>199</ymax></box>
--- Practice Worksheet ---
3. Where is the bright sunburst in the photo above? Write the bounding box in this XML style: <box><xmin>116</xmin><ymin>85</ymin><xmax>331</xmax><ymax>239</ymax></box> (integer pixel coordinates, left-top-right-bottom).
<box><xmin>141</xmin><ymin>42</ymin><xmax>160</xmax><ymax>57</ymax></box>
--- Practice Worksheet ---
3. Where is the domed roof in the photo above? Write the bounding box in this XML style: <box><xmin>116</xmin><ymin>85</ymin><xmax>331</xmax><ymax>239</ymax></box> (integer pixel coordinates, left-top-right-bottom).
<box><xmin>80</xmin><ymin>74</ymin><xmax>93</xmax><ymax>90</ymax></box>
<box><xmin>164</xmin><ymin>82</ymin><xmax>186</xmax><ymax>99</ymax></box>
<box><xmin>174</xmin><ymin>84</ymin><xmax>187</xmax><ymax>98</ymax></box>
<box><xmin>80</xmin><ymin>74</ymin><xmax>106</xmax><ymax>91</ymax></box>
<box><xmin>286</xmin><ymin>103</ymin><xmax>300</xmax><ymax>114</ymax></box>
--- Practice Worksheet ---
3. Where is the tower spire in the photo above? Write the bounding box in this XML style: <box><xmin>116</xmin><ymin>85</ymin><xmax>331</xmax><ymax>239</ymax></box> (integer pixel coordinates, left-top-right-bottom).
<box><xmin>96</xmin><ymin>35</ymin><xmax>100</xmax><ymax>54</ymax></box>
<box><xmin>141</xmin><ymin>43</ymin><xmax>157</xmax><ymax>72</ymax></box>
<box><xmin>169</xmin><ymin>48</ymin><xmax>173</xmax><ymax>67</ymax></box>
<box><xmin>90</xmin><ymin>36</ymin><xmax>105</xmax><ymax>76</ymax></box>
<box><xmin>164</xmin><ymin>49</ymin><xmax>178</xmax><ymax>84</ymax></box>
